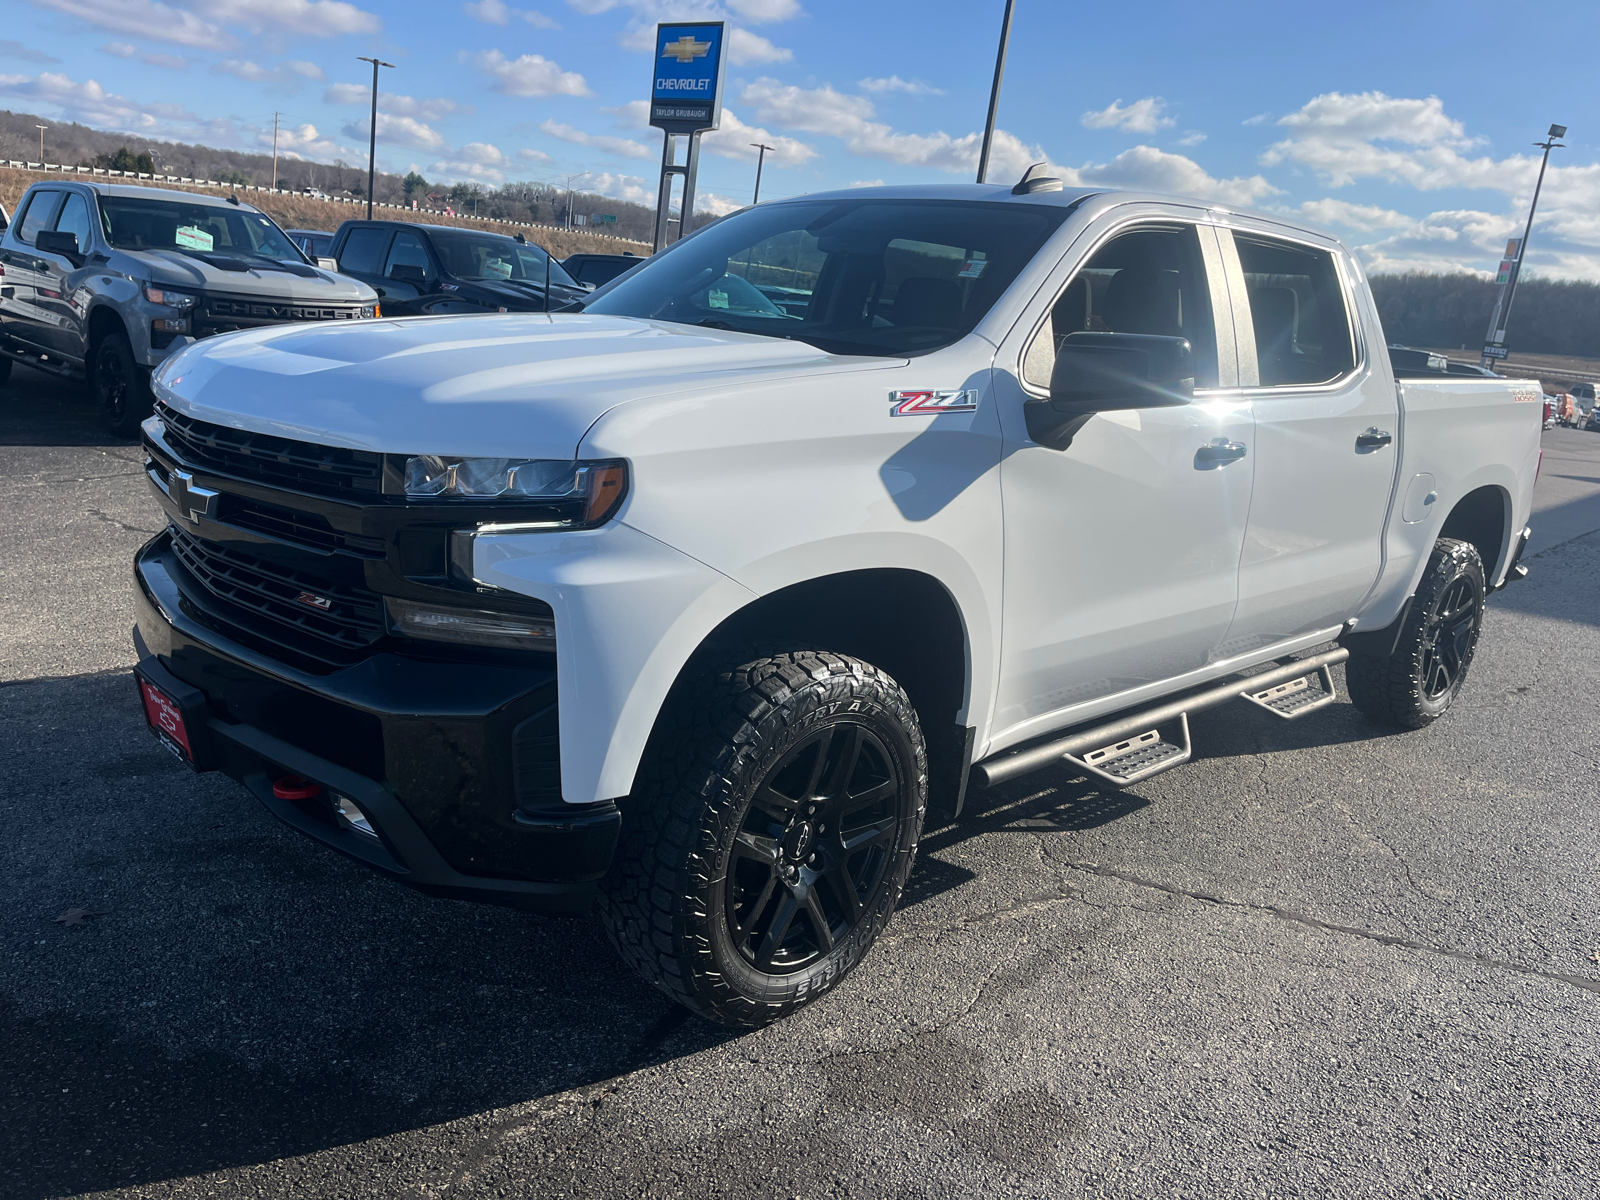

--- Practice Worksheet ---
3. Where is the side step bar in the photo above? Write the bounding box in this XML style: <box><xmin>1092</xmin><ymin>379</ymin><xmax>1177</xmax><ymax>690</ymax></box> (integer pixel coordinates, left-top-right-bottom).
<box><xmin>971</xmin><ymin>647</ymin><xmax>1350</xmax><ymax>791</ymax></box>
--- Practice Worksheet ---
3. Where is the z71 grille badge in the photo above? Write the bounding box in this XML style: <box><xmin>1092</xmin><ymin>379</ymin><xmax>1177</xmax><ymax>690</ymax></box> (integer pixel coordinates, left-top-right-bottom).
<box><xmin>295</xmin><ymin>591</ymin><xmax>334</xmax><ymax>611</ymax></box>
<box><xmin>889</xmin><ymin>389</ymin><xmax>980</xmax><ymax>416</ymax></box>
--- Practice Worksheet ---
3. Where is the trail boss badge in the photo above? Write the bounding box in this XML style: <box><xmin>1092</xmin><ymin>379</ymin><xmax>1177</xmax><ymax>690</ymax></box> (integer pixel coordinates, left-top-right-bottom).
<box><xmin>889</xmin><ymin>389</ymin><xmax>980</xmax><ymax>417</ymax></box>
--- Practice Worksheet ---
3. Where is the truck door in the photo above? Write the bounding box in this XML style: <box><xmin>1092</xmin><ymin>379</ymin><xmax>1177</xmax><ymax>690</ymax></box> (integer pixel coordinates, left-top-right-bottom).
<box><xmin>1215</xmin><ymin>228</ymin><xmax>1399</xmax><ymax>653</ymax></box>
<box><xmin>34</xmin><ymin>190</ymin><xmax>96</xmax><ymax>363</ymax></box>
<box><xmin>0</xmin><ymin>188</ymin><xmax>62</xmax><ymax>354</ymax></box>
<box><xmin>990</xmin><ymin>216</ymin><xmax>1254</xmax><ymax>749</ymax></box>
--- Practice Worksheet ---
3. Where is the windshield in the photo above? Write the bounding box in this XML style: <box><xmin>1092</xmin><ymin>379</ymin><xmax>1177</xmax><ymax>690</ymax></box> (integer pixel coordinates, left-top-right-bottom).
<box><xmin>580</xmin><ymin>199</ymin><xmax>1070</xmax><ymax>356</ymax></box>
<box><xmin>429</xmin><ymin>231</ymin><xmax>580</xmax><ymax>289</ymax></box>
<box><xmin>99</xmin><ymin>196</ymin><xmax>306</xmax><ymax>262</ymax></box>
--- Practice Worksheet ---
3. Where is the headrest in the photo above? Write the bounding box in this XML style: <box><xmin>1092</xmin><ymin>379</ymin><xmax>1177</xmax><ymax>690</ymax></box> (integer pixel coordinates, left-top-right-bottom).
<box><xmin>891</xmin><ymin>277</ymin><xmax>963</xmax><ymax>329</ymax></box>
<box><xmin>1102</xmin><ymin>268</ymin><xmax>1181</xmax><ymax>336</ymax></box>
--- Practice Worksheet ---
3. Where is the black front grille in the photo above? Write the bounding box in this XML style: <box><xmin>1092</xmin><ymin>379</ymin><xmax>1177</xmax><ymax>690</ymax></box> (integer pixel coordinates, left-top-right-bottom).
<box><xmin>219</xmin><ymin>493</ymin><xmax>387</xmax><ymax>558</ymax></box>
<box><xmin>156</xmin><ymin>401</ymin><xmax>383</xmax><ymax>498</ymax></box>
<box><xmin>195</xmin><ymin>293</ymin><xmax>369</xmax><ymax>338</ymax></box>
<box><xmin>169</xmin><ymin>527</ymin><xmax>386</xmax><ymax>653</ymax></box>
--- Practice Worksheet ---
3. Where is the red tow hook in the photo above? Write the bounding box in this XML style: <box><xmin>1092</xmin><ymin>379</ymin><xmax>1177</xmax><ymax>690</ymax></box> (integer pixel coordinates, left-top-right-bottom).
<box><xmin>272</xmin><ymin>774</ymin><xmax>323</xmax><ymax>801</ymax></box>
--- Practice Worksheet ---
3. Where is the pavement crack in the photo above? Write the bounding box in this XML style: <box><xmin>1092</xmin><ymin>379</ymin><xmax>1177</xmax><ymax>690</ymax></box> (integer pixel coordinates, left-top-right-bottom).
<box><xmin>83</xmin><ymin>506</ymin><xmax>161</xmax><ymax>535</ymax></box>
<box><xmin>1056</xmin><ymin>857</ymin><xmax>1600</xmax><ymax>997</ymax></box>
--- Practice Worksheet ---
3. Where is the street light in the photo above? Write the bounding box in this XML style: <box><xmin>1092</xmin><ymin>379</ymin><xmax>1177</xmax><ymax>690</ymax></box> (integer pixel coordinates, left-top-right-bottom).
<box><xmin>976</xmin><ymin>0</ymin><xmax>1016</xmax><ymax>184</ymax></box>
<box><xmin>357</xmin><ymin>56</ymin><xmax>395</xmax><ymax>219</ymax></box>
<box><xmin>1480</xmin><ymin>122</ymin><xmax>1566</xmax><ymax>369</ymax></box>
<box><xmin>750</xmin><ymin>143</ymin><xmax>774</xmax><ymax>204</ymax></box>
<box><xmin>563</xmin><ymin>172</ymin><xmax>591</xmax><ymax>229</ymax></box>
<box><xmin>35</xmin><ymin>124</ymin><xmax>46</xmax><ymax>164</ymax></box>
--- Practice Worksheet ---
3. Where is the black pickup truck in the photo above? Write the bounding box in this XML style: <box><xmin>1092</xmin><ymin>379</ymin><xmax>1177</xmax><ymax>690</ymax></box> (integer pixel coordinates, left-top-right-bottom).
<box><xmin>328</xmin><ymin>220</ymin><xmax>586</xmax><ymax>316</ymax></box>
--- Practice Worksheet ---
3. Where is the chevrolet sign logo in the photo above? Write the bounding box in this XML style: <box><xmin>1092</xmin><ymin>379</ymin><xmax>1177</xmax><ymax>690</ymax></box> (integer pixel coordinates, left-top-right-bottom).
<box><xmin>661</xmin><ymin>34</ymin><xmax>711</xmax><ymax>63</ymax></box>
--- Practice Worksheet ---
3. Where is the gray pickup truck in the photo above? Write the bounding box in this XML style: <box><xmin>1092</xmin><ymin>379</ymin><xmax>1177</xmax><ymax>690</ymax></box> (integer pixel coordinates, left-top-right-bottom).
<box><xmin>0</xmin><ymin>182</ymin><xmax>378</xmax><ymax>434</ymax></box>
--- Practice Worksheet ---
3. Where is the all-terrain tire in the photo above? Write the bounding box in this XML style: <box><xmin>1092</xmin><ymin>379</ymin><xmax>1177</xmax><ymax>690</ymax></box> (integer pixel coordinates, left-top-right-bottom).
<box><xmin>1346</xmin><ymin>537</ymin><xmax>1486</xmax><ymax>729</ymax></box>
<box><xmin>93</xmin><ymin>329</ymin><xmax>153</xmax><ymax>438</ymax></box>
<box><xmin>597</xmin><ymin>648</ymin><xmax>928</xmax><ymax>1027</ymax></box>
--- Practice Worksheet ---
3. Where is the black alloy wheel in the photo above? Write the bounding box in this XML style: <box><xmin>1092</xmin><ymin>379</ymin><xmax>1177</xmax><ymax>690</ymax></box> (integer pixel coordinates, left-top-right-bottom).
<box><xmin>598</xmin><ymin>648</ymin><xmax>928</xmax><ymax>1026</ymax></box>
<box><xmin>1346</xmin><ymin>537</ymin><xmax>1486</xmax><ymax>728</ymax></box>
<box><xmin>725</xmin><ymin>721</ymin><xmax>902</xmax><ymax>973</ymax></box>
<box><xmin>94</xmin><ymin>330</ymin><xmax>153</xmax><ymax>438</ymax></box>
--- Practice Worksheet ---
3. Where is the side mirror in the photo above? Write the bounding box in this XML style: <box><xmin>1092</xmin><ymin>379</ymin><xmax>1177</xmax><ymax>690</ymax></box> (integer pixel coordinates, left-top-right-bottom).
<box><xmin>1027</xmin><ymin>332</ymin><xmax>1195</xmax><ymax>450</ymax></box>
<box><xmin>35</xmin><ymin>229</ymin><xmax>84</xmax><ymax>265</ymax></box>
<box><xmin>316</xmin><ymin>256</ymin><xmax>339</xmax><ymax>271</ymax></box>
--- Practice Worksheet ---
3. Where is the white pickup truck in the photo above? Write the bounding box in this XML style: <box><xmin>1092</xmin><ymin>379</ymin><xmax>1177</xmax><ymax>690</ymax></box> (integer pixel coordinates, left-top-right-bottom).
<box><xmin>131</xmin><ymin>177</ymin><xmax>1541</xmax><ymax>1025</ymax></box>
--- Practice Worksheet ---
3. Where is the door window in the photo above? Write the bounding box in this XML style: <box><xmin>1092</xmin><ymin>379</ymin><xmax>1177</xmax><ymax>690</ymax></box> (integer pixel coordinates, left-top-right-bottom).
<box><xmin>338</xmin><ymin>228</ymin><xmax>391</xmax><ymax>276</ymax></box>
<box><xmin>383</xmin><ymin>232</ymin><xmax>435</xmax><ymax>284</ymax></box>
<box><xmin>1232</xmin><ymin>234</ymin><xmax>1355</xmax><ymax>387</ymax></box>
<box><xmin>1024</xmin><ymin>225</ymin><xmax>1219</xmax><ymax>389</ymax></box>
<box><xmin>54</xmin><ymin>193</ymin><xmax>94</xmax><ymax>251</ymax></box>
<box><xmin>16</xmin><ymin>190</ymin><xmax>63</xmax><ymax>245</ymax></box>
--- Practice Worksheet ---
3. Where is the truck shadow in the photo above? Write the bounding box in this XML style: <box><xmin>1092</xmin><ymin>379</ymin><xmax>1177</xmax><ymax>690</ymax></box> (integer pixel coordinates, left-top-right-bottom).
<box><xmin>0</xmin><ymin>361</ymin><xmax>117</xmax><ymax>448</ymax></box>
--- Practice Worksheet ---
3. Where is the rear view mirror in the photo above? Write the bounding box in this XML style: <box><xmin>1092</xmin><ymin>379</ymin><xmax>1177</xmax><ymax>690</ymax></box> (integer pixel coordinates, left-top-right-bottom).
<box><xmin>35</xmin><ymin>229</ymin><xmax>83</xmax><ymax>264</ymax></box>
<box><xmin>1026</xmin><ymin>332</ymin><xmax>1195</xmax><ymax>450</ymax></box>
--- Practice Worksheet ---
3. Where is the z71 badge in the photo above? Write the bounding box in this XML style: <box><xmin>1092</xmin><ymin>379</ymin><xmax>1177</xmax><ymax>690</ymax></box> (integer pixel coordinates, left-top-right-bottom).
<box><xmin>889</xmin><ymin>389</ymin><xmax>980</xmax><ymax>417</ymax></box>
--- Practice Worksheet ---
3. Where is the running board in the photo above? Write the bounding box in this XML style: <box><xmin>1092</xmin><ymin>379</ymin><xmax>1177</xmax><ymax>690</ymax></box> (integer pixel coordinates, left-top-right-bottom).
<box><xmin>971</xmin><ymin>647</ymin><xmax>1350</xmax><ymax>791</ymax></box>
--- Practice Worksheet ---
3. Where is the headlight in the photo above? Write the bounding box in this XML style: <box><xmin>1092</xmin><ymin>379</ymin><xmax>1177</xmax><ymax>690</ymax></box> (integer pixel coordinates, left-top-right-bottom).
<box><xmin>403</xmin><ymin>456</ymin><xmax>628</xmax><ymax>525</ymax></box>
<box><xmin>361</xmin><ymin>304</ymin><xmax>379</xmax><ymax>319</ymax></box>
<box><xmin>387</xmin><ymin>597</ymin><xmax>555</xmax><ymax>651</ymax></box>
<box><xmin>143</xmin><ymin>284</ymin><xmax>198</xmax><ymax>310</ymax></box>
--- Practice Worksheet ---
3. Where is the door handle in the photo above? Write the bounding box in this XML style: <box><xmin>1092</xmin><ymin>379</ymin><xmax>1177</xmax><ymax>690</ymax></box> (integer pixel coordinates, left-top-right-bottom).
<box><xmin>1194</xmin><ymin>438</ymin><xmax>1247</xmax><ymax>469</ymax></box>
<box><xmin>1356</xmin><ymin>428</ymin><xmax>1393</xmax><ymax>451</ymax></box>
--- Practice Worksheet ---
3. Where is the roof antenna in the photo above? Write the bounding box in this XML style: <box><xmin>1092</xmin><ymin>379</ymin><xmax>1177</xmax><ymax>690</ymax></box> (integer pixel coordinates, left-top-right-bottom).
<box><xmin>228</xmin><ymin>193</ymin><xmax>241</xmax><ymax>205</ymax></box>
<box><xmin>1012</xmin><ymin>163</ymin><xmax>1063</xmax><ymax>195</ymax></box>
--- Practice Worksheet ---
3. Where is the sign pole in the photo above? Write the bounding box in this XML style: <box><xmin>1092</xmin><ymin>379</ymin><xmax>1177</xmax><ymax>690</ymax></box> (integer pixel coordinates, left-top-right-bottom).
<box><xmin>1481</xmin><ymin>124</ymin><xmax>1565</xmax><ymax>369</ymax></box>
<box><xmin>653</xmin><ymin>132</ymin><xmax>677</xmax><ymax>252</ymax></box>
<box><xmin>681</xmin><ymin>132</ymin><xmax>704</xmax><ymax>239</ymax></box>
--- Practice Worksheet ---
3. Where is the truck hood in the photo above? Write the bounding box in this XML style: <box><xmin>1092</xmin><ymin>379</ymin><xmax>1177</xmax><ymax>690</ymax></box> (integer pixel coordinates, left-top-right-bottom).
<box><xmin>115</xmin><ymin>248</ymin><xmax>375</xmax><ymax>302</ymax></box>
<box><xmin>152</xmin><ymin>312</ymin><xmax>901</xmax><ymax>460</ymax></box>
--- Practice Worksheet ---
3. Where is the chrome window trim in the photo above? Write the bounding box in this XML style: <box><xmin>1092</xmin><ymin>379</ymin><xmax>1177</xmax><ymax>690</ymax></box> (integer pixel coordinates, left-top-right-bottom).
<box><xmin>1014</xmin><ymin>208</ymin><xmax>1235</xmax><ymax>401</ymax></box>
<box><xmin>1213</xmin><ymin>220</ymin><xmax>1368</xmax><ymax>398</ymax></box>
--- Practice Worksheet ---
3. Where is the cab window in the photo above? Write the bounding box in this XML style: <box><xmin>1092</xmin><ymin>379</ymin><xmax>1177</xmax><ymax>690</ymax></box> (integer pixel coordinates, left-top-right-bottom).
<box><xmin>338</xmin><ymin>228</ymin><xmax>392</xmax><ymax>276</ymax></box>
<box><xmin>1024</xmin><ymin>225</ymin><xmax>1219</xmax><ymax>389</ymax></box>
<box><xmin>1232</xmin><ymin>233</ymin><xmax>1356</xmax><ymax>387</ymax></box>
<box><xmin>16</xmin><ymin>190</ymin><xmax>63</xmax><ymax>245</ymax></box>
<box><xmin>383</xmin><ymin>232</ymin><xmax>435</xmax><ymax>284</ymax></box>
<box><xmin>54</xmin><ymin>193</ymin><xmax>95</xmax><ymax>251</ymax></box>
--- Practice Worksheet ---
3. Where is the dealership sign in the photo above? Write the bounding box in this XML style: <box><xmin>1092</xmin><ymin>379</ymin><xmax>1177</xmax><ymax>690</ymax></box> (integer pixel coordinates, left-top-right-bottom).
<box><xmin>650</xmin><ymin>22</ymin><xmax>725</xmax><ymax>133</ymax></box>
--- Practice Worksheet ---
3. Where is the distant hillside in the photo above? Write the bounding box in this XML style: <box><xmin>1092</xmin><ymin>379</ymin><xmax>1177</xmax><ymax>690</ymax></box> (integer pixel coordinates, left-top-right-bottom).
<box><xmin>0</xmin><ymin>107</ymin><xmax>669</xmax><ymax>242</ymax></box>
<box><xmin>1370</xmin><ymin>272</ymin><xmax>1600</xmax><ymax>359</ymax></box>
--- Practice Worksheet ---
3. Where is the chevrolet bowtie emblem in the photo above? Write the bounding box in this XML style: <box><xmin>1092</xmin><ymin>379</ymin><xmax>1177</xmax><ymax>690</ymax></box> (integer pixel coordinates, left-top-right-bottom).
<box><xmin>169</xmin><ymin>469</ymin><xmax>219</xmax><ymax>524</ymax></box>
<box><xmin>661</xmin><ymin>35</ymin><xmax>711</xmax><ymax>63</ymax></box>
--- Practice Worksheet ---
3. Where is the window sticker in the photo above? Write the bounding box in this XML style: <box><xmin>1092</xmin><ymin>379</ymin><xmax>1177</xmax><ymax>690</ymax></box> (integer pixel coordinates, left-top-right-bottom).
<box><xmin>956</xmin><ymin>258</ymin><xmax>988</xmax><ymax>280</ymax></box>
<box><xmin>481</xmin><ymin>256</ymin><xmax>513</xmax><ymax>280</ymax></box>
<box><xmin>708</xmin><ymin>288</ymin><xmax>729</xmax><ymax>309</ymax></box>
<box><xmin>176</xmin><ymin>225</ymin><xmax>214</xmax><ymax>251</ymax></box>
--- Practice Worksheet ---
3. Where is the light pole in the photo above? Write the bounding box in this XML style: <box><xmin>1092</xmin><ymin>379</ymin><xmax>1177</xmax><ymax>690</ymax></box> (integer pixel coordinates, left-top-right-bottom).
<box><xmin>35</xmin><ymin>124</ymin><xmax>46</xmax><ymax>164</ymax></box>
<box><xmin>1481</xmin><ymin>123</ymin><xmax>1566</xmax><ymax>369</ymax></box>
<box><xmin>271</xmin><ymin>111</ymin><xmax>281</xmax><ymax>191</ymax></box>
<box><xmin>563</xmin><ymin>172</ymin><xmax>590</xmax><ymax>229</ymax></box>
<box><xmin>750</xmin><ymin>143</ymin><xmax>774</xmax><ymax>204</ymax></box>
<box><xmin>975</xmin><ymin>0</ymin><xmax>1016</xmax><ymax>184</ymax></box>
<box><xmin>357</xmin><ymin>56</ymin><xmax>395</xmax><ymax>219</ymax></box>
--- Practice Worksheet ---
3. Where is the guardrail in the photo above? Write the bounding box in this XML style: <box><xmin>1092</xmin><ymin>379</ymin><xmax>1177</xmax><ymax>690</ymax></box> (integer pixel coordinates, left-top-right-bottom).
<box><xmin>0</xmin><ymin>160</ymin><xmax>651</xmax><ymax>250</ymax></box>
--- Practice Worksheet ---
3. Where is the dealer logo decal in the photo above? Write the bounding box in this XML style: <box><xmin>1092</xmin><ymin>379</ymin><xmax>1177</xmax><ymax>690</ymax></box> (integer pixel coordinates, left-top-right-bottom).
<box><xmin>889</xmin><ymin>389</ymin><xmax>980</xmax><ymax>417</ymax></box>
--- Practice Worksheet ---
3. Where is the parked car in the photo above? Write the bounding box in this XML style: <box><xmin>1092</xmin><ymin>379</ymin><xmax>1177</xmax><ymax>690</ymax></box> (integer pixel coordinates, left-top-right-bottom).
<box><xmin>1572</xmin><ymin>382</ymin><xmax>1596</xmax><ymax>410</ymax></box>
<box><xmin>1543</xmin><ymin>397</ymin><xmax>1557</xmax><ymax>428</ymax></box>
<box><xmin>286</xmin><ymin>228</ymin><xmax>337</xmax><ymax>268</ymax></box>
<box><xmin>1554</xmin><ymin>393</ymin><xmax>1579</xmax><ymax>427</ymax></box>
<box><xmin>1586</xmin><ymin>406</ymin><xmax>1600</xmax><ymax>432</ymax></box>
<box><xmin>132</xmin><ymin>180</ymin><xmax>1540</xmax><ymax>1026</ymax></box>
<box><xmin>1386</xmin><ymin>345</ymin><xmax>1500</xmax><ymax>378</ymax></box>
<box><xmin>562</xmin><ymin>252</ymin><xmax>643</xmax><ymax>288</ymax></box>
<box><xmin>328</xmin><ymin>221</ymin><xmax>587</xmax><ymax>315</ymax></box>
<box><xmin>0</xmin><ymin>181</ymin><xmax>378</xmax><ymax>433</ymax></box>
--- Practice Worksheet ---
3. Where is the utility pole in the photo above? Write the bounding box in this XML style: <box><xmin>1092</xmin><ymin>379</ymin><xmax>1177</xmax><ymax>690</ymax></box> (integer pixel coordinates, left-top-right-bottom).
<box><xmin>750</xmin><ymin>143</ymin><xmax>774</xmax><ymax>204</ymax></box>
<box><xmin>976</xmin><ymin>0</ymin><xmax>1016</xmax><ymax>184</ymax></box>
<box><xmin>357</xmin><ymin>56</ymin><xmax>395</xmax><ymax>219</ymax></box>
<box><xmin>1481</xmin><ymin>123</ymin><xmax>1566</xmax><ymax>370</ymax></box>
<box><xmin>35</xmin><ymin>123</ymin><xmax>46</xmax><ymax>164</ymax></box>
<box><xmin>271</xmin><ymin>111</ymin><xmax>281</xmax><ymax>191</ymax></box>
<box><xmin>564</xmin><ymin>172</ymin><xmax>590</xmax><ymax>229</ymax></box>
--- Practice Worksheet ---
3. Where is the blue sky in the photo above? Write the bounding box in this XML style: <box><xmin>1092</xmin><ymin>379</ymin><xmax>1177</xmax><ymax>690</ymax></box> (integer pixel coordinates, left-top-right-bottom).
<box><xmin>3</xmin><ymin>0</ymin><xmax>1598</xmax><ymax>278</ymax></box>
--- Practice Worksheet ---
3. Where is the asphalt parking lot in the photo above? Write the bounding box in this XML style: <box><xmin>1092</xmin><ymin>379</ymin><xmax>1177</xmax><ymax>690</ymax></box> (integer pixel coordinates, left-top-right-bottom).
<box><xmin>3</xmin><ymin>363</ymin><xmax>1598</xmax><ymax>1199</ymax></box>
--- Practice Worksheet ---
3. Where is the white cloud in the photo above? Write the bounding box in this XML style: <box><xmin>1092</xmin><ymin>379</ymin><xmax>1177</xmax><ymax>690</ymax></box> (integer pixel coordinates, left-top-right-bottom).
<box><xmin>727</xmin><ymin>28</ymin><xmax>791</xmax><ymax>64</ymax></box>
<box><xmin>286</xmin><ymin>60</ymin><xmax>323</xmax><ymax>79</ymax></box>
<box><xmin>0</xmin><ymin>38</ymin><xmax>59</xmax><ymax>64</ymax></box>
<box><xmin>101</xmin><ymin>41</ymin><xmax>188</xmax><ymax>69</ymax></box>
<box><xmin>699</xmin><ymin>107</ymin><xmax>815</xmax><ymax>166</ymax></box>
<box><xmin>1242</xmin><ymin>112</ymin><xmax>1271</xmax><ymax>126</ymax></box>
<box><xmin>583</xmin><ymin>171</ymin><xmax>655</xmax><ymax>205</ymax></box>
<box><xmin>1174</xmin><ymin>131</ymin><xmax>1206</xmax><ymax>147</ymax></box>
<box><xmin>323</xmin><ymin>83</ymin><xmax>467</xmax><ymax>121</ymax></box>
<box><xmin>847</xmin><ymin>179</ymin><xmax>883</xmax><ymax>188</ymax></box>
<box><xmin>1081</xmin><ymin>97</ymin><xmax>1175</xmax><ymax>134</ymax></box>
<box><xmin>1296</xmin><ymin>198</ymin><xmax>1414</xmax><ymax>233</ymax></box>
<box><xmin>539</xmin><ymin>119</ymin><xmax>652</xmax><ymax>159</ymax></box>
<box><xmin>28</xmin><ymin>0</ymin><xmax>232</xmax><ymax>50</ymax></box>
<box><xmin>0</xmin><ymin>69</ymin><xmax>227</xmax><ymax>139</ymax></box>
<box><xmin>517</xmin><ymin>146</ymin><xmax>552</xmax><ymax>162</ymax></box>
<box><xmin>602</xmin><ymin>98</ymin><xmax>651</xmax><ymax>129</ymax></box>
<box><xmin>215</xmin><ymin>59</ymin><xmax>275</xmax><ymax>82</ymax></box>
<box><xmin>857</xmin><ymin>76</ymin><xmax>940</xmax><ymax>96</ymax></box>
<box><xmin>429</xmin><ymin>158</ymin><xmax>505</xmax><ymax>184</ymax></box>
<box><xmin>1072</xmin><ymin>144</ymin><xmax>1280</xmax><ymax>207</ymax></box>
<box><xmin>697</xmin><ymin>191</ymin><xmax>743</xmax><ymax>216</ymax></box>
<box><xmin>206</xmin><ymin>0</ymin><xmax>380</xmax><ymax>37</ymax></box>
<box><xmin>342</xmin><ymin>112</ymin><xmax>448</xmax><ymax>152</ymax></box>
<box><xmin>724</xmin><ymin>0</ymin><xmax>801</xmax><ymax>21</ymax></box>
<box><xmin>1261</xmin><ymin>92</ymin><xmax>1490</xmax><ymax>189</ymax></box>
<box><xmin>270</xmin><ymin>121</ymin><xmax>348</xmax><ymax>159</ymax></box>
<box><xmin>465</xmin><ymin>0</ymin><xmax>556</xmax><ymax>25</ymax></box>
<box><xmin>473</xmin><ymin>49</ymin><xmax>590</xmax><ymax>96</ymax></box>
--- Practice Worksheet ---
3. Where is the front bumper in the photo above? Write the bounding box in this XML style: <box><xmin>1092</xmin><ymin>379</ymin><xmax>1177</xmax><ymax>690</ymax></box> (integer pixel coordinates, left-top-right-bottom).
<box><xmin>134</xmin><ymin>531</ymin><xmax>619</xmax><ymax>913</ymax></box>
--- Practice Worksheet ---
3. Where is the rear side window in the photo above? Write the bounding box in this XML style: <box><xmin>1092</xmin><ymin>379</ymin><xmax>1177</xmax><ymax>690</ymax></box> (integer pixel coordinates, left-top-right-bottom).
<box><xmin>338</xmin><ymin>228</ymin><xmax>391</xmax><ymax>275</ymax></box>
<box><xmin>16</xmin><ymin>190</ymin><xmax>63</xmax><ymax>245</ymax></box>
<box><xmin>1024</xmin><ymin>224</ymin><xmax>1220</xmax><ymax>389</ymax></box>
<box><xmin>1233</xmin><ymin>234</ymin><xmax>1356</xmax><ymax>387</ymax></box>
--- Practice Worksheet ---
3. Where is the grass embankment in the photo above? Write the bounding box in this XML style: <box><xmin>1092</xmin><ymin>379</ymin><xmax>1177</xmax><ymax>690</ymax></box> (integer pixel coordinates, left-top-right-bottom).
<box><xmin>0</xmin><ymin>166</ymin><xmax>649</xmax><ymax>259</ymax></box>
